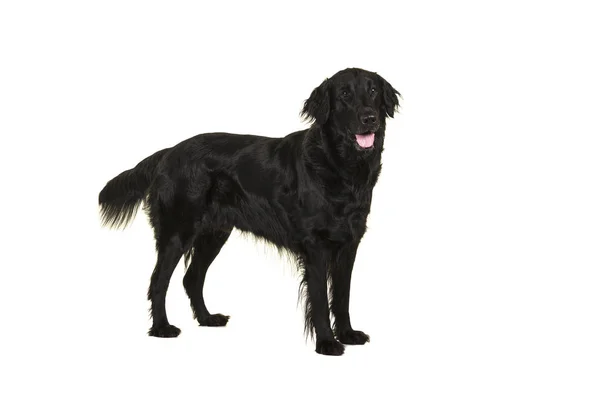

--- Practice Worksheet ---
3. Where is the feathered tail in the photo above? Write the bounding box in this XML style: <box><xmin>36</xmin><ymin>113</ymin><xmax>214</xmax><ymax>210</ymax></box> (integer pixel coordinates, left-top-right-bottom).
<box><xmin>98</xmin><ymin>148</ymin><xmax>169</xmax><ymax>229</ymax></box>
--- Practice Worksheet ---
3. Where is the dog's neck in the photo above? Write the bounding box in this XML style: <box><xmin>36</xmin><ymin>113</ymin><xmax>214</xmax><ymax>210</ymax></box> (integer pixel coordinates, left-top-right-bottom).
<box><xmin>303</xmin><ymin>125</ymin><xmax>383</xmax><ymax>188</ymax></box>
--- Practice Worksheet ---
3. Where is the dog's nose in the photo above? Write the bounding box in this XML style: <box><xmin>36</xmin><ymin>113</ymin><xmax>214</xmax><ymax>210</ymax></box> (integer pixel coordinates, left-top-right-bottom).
<box><xmin>361</xmin><ymin>113</ymin><xmax>377</xmax><ymax>125</ymax></box>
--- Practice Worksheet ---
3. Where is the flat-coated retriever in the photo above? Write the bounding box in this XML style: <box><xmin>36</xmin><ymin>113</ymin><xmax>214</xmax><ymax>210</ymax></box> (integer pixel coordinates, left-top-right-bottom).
<box><xmin>99</xmin><ymin>68</ymin><xmax>400</xmax><ymax>355</ymax></box>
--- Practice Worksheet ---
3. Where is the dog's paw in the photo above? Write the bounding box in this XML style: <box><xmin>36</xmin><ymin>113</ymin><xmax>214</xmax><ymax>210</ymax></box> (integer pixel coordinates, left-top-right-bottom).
<box><xmin>148</xmin><ymin>324</ymin><xmax>181</xmax><ymax>338</ymax></box>
<box><xmin>337</xmin><ymin>330</ymin><xmax>370</xmax><ymax>345</ymax></box>
<box><xmin>315</xmin><ymin>339</ymin><xmax>345</xmax><ymax>356</ymax></box>
<box><xmin>199</xmin><ymin>313</ymin><xmax>230</xmax><ymax>327</ymax></box>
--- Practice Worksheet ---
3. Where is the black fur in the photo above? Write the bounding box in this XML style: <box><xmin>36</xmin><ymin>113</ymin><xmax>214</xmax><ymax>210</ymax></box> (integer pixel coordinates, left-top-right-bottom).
<box><xmin>99</xmin><ymin>68</ymin><xmax>400</xmax><ymax>356</ymax></box>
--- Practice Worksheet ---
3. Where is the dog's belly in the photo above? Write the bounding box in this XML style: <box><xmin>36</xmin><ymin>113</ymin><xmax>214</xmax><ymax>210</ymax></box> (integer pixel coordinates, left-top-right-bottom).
<box><xmin>201</xmin><ymin>168</ymin><xmax>370</xmax><ymax>249</ymax></box>
<box><xmin>227</xmin><ymin>199</ymin><xmax>295</xmax><ymax>247</ymax></box>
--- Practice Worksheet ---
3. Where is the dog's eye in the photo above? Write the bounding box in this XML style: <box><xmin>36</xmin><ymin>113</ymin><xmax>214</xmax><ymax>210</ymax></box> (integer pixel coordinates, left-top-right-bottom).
<box><xmin>370</xmin><ymin>88</ymin><xmax>377</xmax><ymax>96</ymax></box>
<box><xmin>341</xmin><ymin>90</ymin><xmax>350</xmax><ymax>98</ymax></box>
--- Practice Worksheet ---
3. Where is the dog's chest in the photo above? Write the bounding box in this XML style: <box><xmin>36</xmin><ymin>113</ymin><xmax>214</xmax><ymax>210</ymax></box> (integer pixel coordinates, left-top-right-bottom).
<box><xmin>304</xmin><ymin>186</ymin><xmax>372</xmax><ymax>243</ymax></box>
<box><xmin>333</xmin><ymin>196</ymin><xmax>370</xmax><ymax>241</ymax></box>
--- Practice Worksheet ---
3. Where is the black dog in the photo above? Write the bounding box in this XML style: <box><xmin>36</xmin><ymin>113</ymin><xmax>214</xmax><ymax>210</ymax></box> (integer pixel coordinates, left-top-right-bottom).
<box><xmin>99</xmin><ymin>68</ymin><xmax>400</xmax><ymax>355</ymax></box>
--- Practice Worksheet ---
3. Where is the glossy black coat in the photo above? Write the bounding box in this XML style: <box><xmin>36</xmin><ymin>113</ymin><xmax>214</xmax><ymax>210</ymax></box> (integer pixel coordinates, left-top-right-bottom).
<box><xmin>99</xmin><ymin>68</ymin><xmax>400</xmax><ymax>355</ymax></box>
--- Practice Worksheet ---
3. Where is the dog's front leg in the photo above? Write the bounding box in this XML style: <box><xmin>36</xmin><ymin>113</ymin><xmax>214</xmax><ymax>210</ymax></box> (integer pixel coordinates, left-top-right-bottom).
<box><xmin>303</xmin><ymin>250</ymin><xmax>345</xmax><ymax>356</ymax></box>
<box><xmin>330</xmin><ymin>243</ymin><xmax>370</xmax><ymax>345</ymax></box>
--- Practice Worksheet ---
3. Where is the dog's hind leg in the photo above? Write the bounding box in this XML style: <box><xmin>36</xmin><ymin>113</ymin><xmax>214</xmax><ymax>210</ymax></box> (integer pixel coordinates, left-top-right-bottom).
<box><xmin>183</xmin><ymin>229</ymin><xmax>232</xmax><ymax>327</ymax></box>
<box><xmin>147</xmin><ymin>232</ymin><xmax>186</xmax><ymax>338</ymax></box>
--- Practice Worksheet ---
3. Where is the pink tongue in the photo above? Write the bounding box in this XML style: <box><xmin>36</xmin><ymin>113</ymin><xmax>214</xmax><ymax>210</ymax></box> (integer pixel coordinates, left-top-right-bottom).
<box><xmin>355</xmin><ymin>132</ymin><xmax>375</xmax><ymax>148</ymax></box>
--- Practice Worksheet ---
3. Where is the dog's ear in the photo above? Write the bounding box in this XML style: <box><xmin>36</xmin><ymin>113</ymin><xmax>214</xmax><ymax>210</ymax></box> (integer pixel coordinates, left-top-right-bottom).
<box><xmin>379</xmin><ymin>75</ymin><xmax>401</xmax><ymax>118</ymax></box>
<box><xmin>301</xmin><ymin>79</ymin><xmax>330</xmax><ymax>125</ymax></box>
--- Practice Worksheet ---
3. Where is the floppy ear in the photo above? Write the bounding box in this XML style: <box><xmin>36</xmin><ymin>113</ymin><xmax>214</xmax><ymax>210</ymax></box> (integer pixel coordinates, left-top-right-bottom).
<box><xmin>301</xmin><ymin>79</ymin><xmax>330</xmax><ymax>125</ymax></box>
<box><xmin>379</xmin><ymin>75</ymin><xmax>401</xmax><ymax>118</ymax></box>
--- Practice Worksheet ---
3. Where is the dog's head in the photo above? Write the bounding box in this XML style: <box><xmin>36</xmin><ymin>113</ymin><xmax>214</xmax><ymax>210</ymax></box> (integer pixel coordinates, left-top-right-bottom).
<box><xmin>301</xmin><ymin>68</ymin><xmax>400</xmax><ymax>152</ymax></box>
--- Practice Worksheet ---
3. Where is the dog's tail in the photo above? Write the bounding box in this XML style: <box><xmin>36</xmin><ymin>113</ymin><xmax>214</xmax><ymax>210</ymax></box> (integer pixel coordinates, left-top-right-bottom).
<box><xmin>98</xmin><ymin>148</ymin><xmax>170</xmax><ymax>229</ymax></box>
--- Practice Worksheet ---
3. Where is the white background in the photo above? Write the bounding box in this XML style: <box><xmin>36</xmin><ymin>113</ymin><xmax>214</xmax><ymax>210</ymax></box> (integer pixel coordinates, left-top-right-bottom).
<box><xmin>1</xmin><ymin>0</ymin><xmax>599</xmax><ymax>399</ymax></box>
